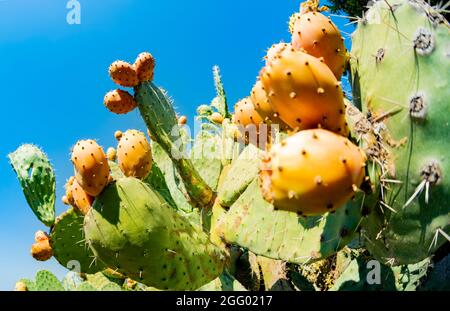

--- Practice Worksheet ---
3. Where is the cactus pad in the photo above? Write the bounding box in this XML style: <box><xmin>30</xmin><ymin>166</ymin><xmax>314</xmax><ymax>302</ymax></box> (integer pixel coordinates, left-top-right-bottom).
<box><xmin>9</xmin><ymin>144</ymin><xmax>56</xmax><ymax>226</ymax></box>
<box><xmin>51</xmin><ymin>208</ymin><xmax>105</xmax><ymax>274</ymax></box>
<box><xmin>84</xmin><ymin>177</ymin><xmax>226</xmax><ymax>290</ymax></box>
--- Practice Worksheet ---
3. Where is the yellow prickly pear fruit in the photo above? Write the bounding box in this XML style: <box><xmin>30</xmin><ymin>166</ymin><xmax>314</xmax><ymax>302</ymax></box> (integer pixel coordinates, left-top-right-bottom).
<box><xmin>260</xmin><ymin>43</ymin><xmax>348</xmax><ymax>136</ymax></box>
<box><xmin>260</xmin><ymin>129</ymin><xmax>366</xmax><ymax>216</ymax></box>
<box><xmin>71</xmin><ymin>140</ymin><xmax>110</xmax><ymax>197</ymax></box>
<box><xmin>114</xmin><ymin>130</ymin><xmax>123</xmax><ymax>141</ymax></box>
<box><xmin>210</xmin><ymin>112</ymin><xmax>224</xmax><ymax>124</ymax></box>
<box><xmin>250</xmin><ymin>79</ymin><xmax>289</xmax><ymax>131</ymax></box>
<box><xmin>109</xmin><ymin>60</ymin><xmax>139</xmax><ymax>87</ymax></box>
<box><xmin>104</xmin><ymin>89</ymin><xmax>137</xmax><ymax>115</ymax></box>
<box><xmin>117</xmin><ymin>130</ymin><xmax>153</xmax><ymax>179</ymax></box>
<box><xmin>107</xmin><ymin>147</ymin><xmax>117</xmax><ymax>161</ymax></box>
<box><xmin>178</xmin><ymin>115</ymin><xmax>187</xmax><ymax>125</ymax></box>
<box><xmin>67</xmin><ymin>178</ymin><xmax>94</xmax><ymax>215</ymax></box>
<box><xmin>31</xmin><ymin>231</ymin><xmax>53</xmax><ymax>261</ymax></box>
<box><xmin>134</xmin><ymin>52</ymin><xmax>155</xmax><ymax>82</ymax></box>
<box><xmin>290</xmin><ymin>2</ymin><xmax>347</xmax><ymax>79</ymax></box>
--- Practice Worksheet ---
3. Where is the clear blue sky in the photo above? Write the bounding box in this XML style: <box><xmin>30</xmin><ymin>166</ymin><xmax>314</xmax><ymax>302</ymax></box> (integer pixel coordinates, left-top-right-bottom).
<box><xmin>0</xmin><ymin>0</ymin><xmax>353</xmax><ymax>290</ymax></box>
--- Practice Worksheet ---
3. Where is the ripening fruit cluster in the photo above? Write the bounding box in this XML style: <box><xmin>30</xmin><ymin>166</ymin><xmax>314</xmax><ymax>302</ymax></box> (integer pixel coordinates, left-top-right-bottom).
<box><xmin>104</xmin><ymin>52</ymin><xmax>155</xmax><ymax>115</ymax></box>
<box><xmin>230</xmin><ymin>1</ymin><xmax>367</xmax><ymax>216</ymax></box>
<box><xmin>61</xmin><ymin>52</ymin><xmax>155</xmax><ymax>215</ymax></box>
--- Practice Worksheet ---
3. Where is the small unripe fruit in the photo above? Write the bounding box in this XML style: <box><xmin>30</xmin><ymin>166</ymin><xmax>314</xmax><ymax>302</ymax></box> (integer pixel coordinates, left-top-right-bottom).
<box><xmin>260</xmin><ymin>129</ymin><xmax>366</xmax><ymax>216</ymax></box>
<box><xmin>71</xmin><ymin>140</ymin><xmax>110</xmax><ymax>197</ymax></box>
<box><xmin>210</xmin><ymin>112</ymin><xmax>224</xmax><ymax>124</ymax></box>
<box><xmin>109</xmin><ymin>60</ymin><xmax>139</xmax><ymax>87</ymax></box>
<box><xmin>104</xmin><ymin>89</ymin><xmax>137</xmax><ymax>115</ymax></box>
<box><xmin>178</xmin><ymin>115</ymin><xmax>187</xmax><ymax>125</ymax></box>
<box><xmin>114</xmin><ymin>131</ymin><xmax>123</xmax><ymax>141</ymax></box>
<box><xmin>117</xmin><ymin>130</ymin><xmax>153</xmax><ymax>179</ymax></box>
<box><xmin>134</xmin><ymin>52</ymin><xmax>155</xmax><ymax>82</ymax></box>
<box><xmin>107</xmin><ymin>147</ymin><xmax>117</xmax><ymax>161</ymax></box>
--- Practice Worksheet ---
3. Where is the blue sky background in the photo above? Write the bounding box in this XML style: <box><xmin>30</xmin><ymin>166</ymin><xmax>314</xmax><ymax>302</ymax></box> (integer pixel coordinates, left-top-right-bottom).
<box><xmin>0</xmin><ymin>0</ymin><xmax>354</xmax><ymax>290</ymax></box>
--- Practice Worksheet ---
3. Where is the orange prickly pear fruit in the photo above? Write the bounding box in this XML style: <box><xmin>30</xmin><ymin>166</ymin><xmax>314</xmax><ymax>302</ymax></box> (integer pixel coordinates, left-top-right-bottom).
<box><xmin>107</xmin><ymin>147</ymin><xmax>117</xmax><ymax>161</ymax></box>
<box><xmin>31</xmin><ymin>231</ymin><xmax>53</xmax><ymax>261</ymax></box>
<box><xmin>290</xmin><ymin>1</ymin><xmax>347</xmax><ymax>79</ymax></box>
<box><xmin>117</xmin><ymin>130</ymin><xmax>153</xmax><ymax>179</ymax></box>
<box><xmin>134</xmin><ymin>52</ymin><xmax>155</xmax><ymax>82</ymax></box>
<box><xmin>250</xmin><ymin>79</ymin><xmax>289</xmax><ymax>131</ymax></box>
<box><xmin>71</xmin><ymin>140</ymin><xmax>110</xmax><ymax>197</ymax></box>
<box><xmin>260</xmin><ymin>43</ymin><xmax>348</xmax><ymax>136</ymax></box>
<box><xmin>104</xmin><ymin>89</ymin><xmax>137</xmax><ymax>115</ymax></box>
<box><xmin>178</xmin><ymin>115</ymin><xmax>187</xmax><ymax>125</ymax></box>
<box><xmin>109</xmin><ymin>60</ymin><xmax>139</xmax><ymax>87</ymax></box>
<box><xmin>210</xmin><ymin>112</ymin><xmax>224</xmax><ymax>124</ymax></box>
<box><xmin>234</xmin><ymin>97</ymin><xmax>264</xmax><ymax>130</ymax></box>
<box><xmin>66</xmin><ymin>177</ymin><xmax>94</xmax><ymax>215</ymax></box>
<box><xmin>234</xmin><ymin>97</ymin><xmax>274</xmax><ymax>148</ymax></box>
<box><xmin>260</xmin><ymin>129</ymin><xmax>366</xmax><ymax>216</ymax></box>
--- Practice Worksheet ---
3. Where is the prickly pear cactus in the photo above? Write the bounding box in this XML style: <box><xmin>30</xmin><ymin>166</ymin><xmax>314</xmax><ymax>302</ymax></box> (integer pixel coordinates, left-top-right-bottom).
<box><xmin>51</xmin><ymin>208</ymin><xmax>105</xmax><ymax>274</ymax></box>
<box><xmin>8</xmin><ymin>144</ymin><xmax>56</xmax><ymax>226</ymax></box>
<box><xmin>84</xmin><ymin>177</ymin><xmax>226</xmax><ymax>290</ymax></box>
<box><xmin>350</xmin><ymin>0</ymin><xmax>450</xmax><ymax>265</ymax></box>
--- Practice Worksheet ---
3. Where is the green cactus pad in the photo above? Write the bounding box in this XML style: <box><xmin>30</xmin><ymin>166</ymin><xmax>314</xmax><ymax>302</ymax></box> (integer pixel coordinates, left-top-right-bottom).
<box><xmin>217</xmin><ymin>144</ymin><xmax>262</xmax><ymax>207</ymax></box>
<box><xmin>51</xmin><ymin>208</ymin><xmax>105</xmax><ymax>274</ymax></box>
<box><xmin>216</xmin><ymin>179</ymin><xmax>364</xmax><ymax>264</ymax></box>
<box><xmin>76</xmin><ymin>282</ymin><xmax>97</xmax><ymax>291</ymax></box>
<box><xmin>150</xmin><ymin>141</ymin><xmax>192</xmax><ymax>213</ymax></box>
<box><xmin>61</xmin><ymin>272</ymin><xmax>84</xmax><ymax>291</ymax></box>
<box><xmin>351</xmin><ymin>0</ymin><xmax>450</xmax><ymax>265</ymax></box>
<box><xmin>330</xmin><ymin>249</ymin><xmax>431</xmax><ymax>291</ymax></box>
<box><xmin>257</xmin><ymin>257</ymin><xmax>293</xmax><ymax>291</ymax></box>
<box><xmin>191</xmin><ymin>131</ymin><xmax>223</xmax><ymax>191</ymax></box>
<box><xmin>198</xmin><ymin>270</ymin><xmax>247</xmax><ymax>291</ymax></box>
<box><xmin>85</xmin><ymin>272</ymin><xmax>123</xmax><ymax>291</ymax></box>
<box><xmin>34</xmin><ymin>270</ymin><xmax>64</xmax><ymax>291</ymax></box>
<box><xmin>136</xmin><ymin>82</ymin><xmax>214</xmax><ymax>208</ymax></box>
<box><xmin>8</xmin><ymin>144</ymin><xmax>56</xmax><ymax>226</ymax></box>
<box><xmin>109</xmin><ymin>160</ymin><xmax>125</xmax><ymax>180</ymax></box>
<box><xmin>84</xmin><ymin>177</ymin><xmax>226</xmax><ymax>290</ymax></box>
